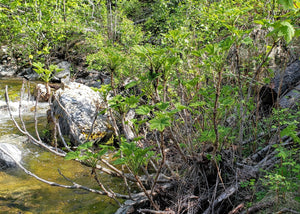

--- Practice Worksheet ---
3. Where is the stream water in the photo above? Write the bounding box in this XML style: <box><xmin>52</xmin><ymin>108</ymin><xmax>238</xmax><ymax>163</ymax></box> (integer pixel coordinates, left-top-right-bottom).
<box><xmin>0</xmin><ymin>78</ymin><xmax>122</xmax><ymax>213</ymax></box>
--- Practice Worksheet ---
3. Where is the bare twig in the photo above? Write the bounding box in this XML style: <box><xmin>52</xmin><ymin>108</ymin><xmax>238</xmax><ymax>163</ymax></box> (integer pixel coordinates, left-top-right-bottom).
<box><xmin>246</xmin><ymin>41</ymin><xmax>277</xmax><ymax>104</ymax></box>
<box><xmin>34</xmin><ymin>90</ymin><xmax>42</xmax><ymax>142</ymax></box>
<box><xmin>151</xmin><ymin>131</ymin><xmax>166</xmax><ymax>198</ymax></box>
<box><xmin>0</xmin><ymin>146</ymin><xmax>129</xmax><ymax>199</ymax></box>
<box><xmin>228</xmin><ymin>203</ymin><xmax>244</xmax><ymax>214</ymax></box>
<box><xmin>138</xmin><ymin>209</ymin><xmax>175</xmax><ymax>214</ymax></box>
<box><xmin>135</xmin><ymin>174</ymin><xmax>159</xmax><ymax>210</ymax></box>
<box><xmin>55</xmin><ymin>121</ymin><xmax>72</xmax><ymax>152</ymax></box>
<box><xmin>240</xmin><ymin>201</ymin><xmax>275</xmax><ymax>214</ymax></box>
<box><xmin>276</xmin><ymin>208</ymin><xmax>300</xmax><ymax>214</ymax></box>
<box><xmin>92</xmin><ymin>169</ymin><xmax>122</xmax><ymax>206</ymax></box>
<box><xmin>5</xmin><ymin>85</ymin><xmax>66</xmax><ymax>157</ymax></box>
<box><xmin>213</xmin><ymin>68</ymin><xmax>223</xmax><ymax>152</ymax></box>
<box><xmin>203</xmin><ymin>183</ymin><xmax>239</xmax><ymax>214</ymax></box>
<box><xmin>5</xmin><ymin>85</ymin><xmax>124</xmax><ymax>178</ymax></box>
<box><xmin>18</xmin><ymin>79</ymin><xmax>28</xmax><ymax>133</ymax></box>
<box><xmin>85</xmin><ymin>105</ymin><xmax>99</xmax><ymax>143</ymax></box>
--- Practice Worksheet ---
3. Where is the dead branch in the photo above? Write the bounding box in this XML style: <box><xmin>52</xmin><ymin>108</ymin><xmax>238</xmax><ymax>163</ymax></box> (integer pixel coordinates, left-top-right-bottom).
<box><xmin>0</xmin><ymin>145</ymin><xmax>129</xmax><ymax>199</ymax></box>
<box><xmin>19</xmin><ymin>80</ymin><xmax>29</xmax><ymax>133</ymax></box>
<box><xmin>5</xmin><ymin>84</ymin><xmax>132</xmax><ymax>179</ymax></box>
<box><xmin>34</xmin><ymin>90</ymin><xmax>42</xmax><ymax>142</ymax></box>
<box><xmin>203</xmin><ymin>183</ymin><xmax>239</xmax><ymax>214</ymax></box>
<box><xmin>276</xmin><ymin>208</ymin><xmax>300</xmax><ymax>214</ymax></box>
<box><xmin>240</xmin><ymin>201</ymin><xmax>275</xmax><ymax>214</ymax></box>
<box><xmin>248</xmin><ymin>131</ymin><xmax>298</xmax><ymax>163</ymax></box>
<box><xmin>5</xmin><ymin>85</ymin><xmax>66</xmax><ymax>157</ymax></box>
<box><xmin>151</xmin><ymin>131</ymin><xmax>166</xmax><ymax>198</ymax></box>
<box><xmin>228</xmin><ymin>203</ymin><xmax>244</xmax><ymax>214</ymax></box>
<box><xmin>115</xmin><ymin>183</ymin><xmax>174</xmax><ymax>214</ymax></box>
<box><xmin>55</xmin><ymin>120</ymin><xmax>72</xmax><ymax>152</ymax></box>
<box><xmin>138</xmin><ymin>209</ymin><xmax>175</xmax><ymax>214</ymax></box>
<box><xmin>92</xmin><ymin>168</ymin><xmax>122</xmax><ymax>206</ymax></box>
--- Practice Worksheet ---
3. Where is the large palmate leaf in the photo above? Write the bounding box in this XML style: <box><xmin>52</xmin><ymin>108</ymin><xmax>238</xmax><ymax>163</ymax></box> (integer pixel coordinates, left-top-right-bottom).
<box><xmin>269</xmin><ymin>21</ymin><xmax>295</xmax><ymax>43</ymax></box>
<box><xmin>149</xmin><ymin>115</ymin><xmax>171</xmax><ymax>132</ymax></box>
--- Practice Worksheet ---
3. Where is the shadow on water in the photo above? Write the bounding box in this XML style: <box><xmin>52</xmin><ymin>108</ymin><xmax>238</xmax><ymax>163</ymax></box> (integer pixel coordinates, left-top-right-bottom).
<box><xmin>0</xmin><ymin>78</ymin><xmax>124</xmax><ymax>213</ymax></box>
<box><xmin>0</xmin><ymin>195</ymin><xmax>31</xmax><ymax>212</ymax></box>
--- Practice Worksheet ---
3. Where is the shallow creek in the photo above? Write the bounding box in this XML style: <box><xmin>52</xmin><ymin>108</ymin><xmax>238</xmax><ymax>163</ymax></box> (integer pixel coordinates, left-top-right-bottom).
<box><xmin>0</xmin><ymin>78</ymin><xmax>122</xmax><ymax>213</ymax></box>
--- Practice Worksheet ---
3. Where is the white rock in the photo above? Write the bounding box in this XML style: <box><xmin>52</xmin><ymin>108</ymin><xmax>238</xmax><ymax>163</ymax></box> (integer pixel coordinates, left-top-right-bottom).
<box><xmin>53</xmin><ymin>82</ymin><xmax>113</xmax><ymax>145</ymax></box>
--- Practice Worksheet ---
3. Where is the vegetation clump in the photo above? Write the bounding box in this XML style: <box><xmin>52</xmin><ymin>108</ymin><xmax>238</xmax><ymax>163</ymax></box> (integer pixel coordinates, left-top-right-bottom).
<box><xmin>1</xmin><ymin>0</ymin><xmax>300</xmax><ymax>213</ymax></box>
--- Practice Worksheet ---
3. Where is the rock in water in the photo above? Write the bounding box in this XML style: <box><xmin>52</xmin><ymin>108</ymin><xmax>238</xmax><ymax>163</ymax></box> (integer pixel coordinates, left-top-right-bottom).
<box><xmin>0</xmin><ymin>143</ymin><xmax>21</xmax><ymax>169</ymax></box>
<box><xmin>0</xmin><ymin>135</ymin><xmax>26</xmax><ymax>170</ymax></box>
<box><xmin>34</xmin><ymin>83</ymin><xmax>50</xmax><ymax>102</ymax></box>
<box><xmin>0</xmin><ymin>65</ymin><xmax>17</xmax><ymax>77</ymax></box>
<box><xmin>53</xmin><ymin>82</ymin><xmax>113</xmax><ymax>145</ymax></box>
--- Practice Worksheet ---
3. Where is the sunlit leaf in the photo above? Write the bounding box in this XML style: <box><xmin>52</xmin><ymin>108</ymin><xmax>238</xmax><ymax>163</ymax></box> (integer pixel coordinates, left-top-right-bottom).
<box><xmin>77</xmin><ymin>141</ymin><xmax>94</xmax><ymax>150</ymax></box>
<box><xmin>278</xmin><ymin>0</ymin><xmax>294</xmax><ymax>9</ymax></box>
<box><xmin>65</xmin><ymin>151</ymin><xmax>80</xmax><ymax>160</ymax></box>
<box><xmin>149</xmin><ymin>116</ymin><xmax>171</xmax><ymax>131</ymax></box>
<box><xmin>136</xmin><ymin>105</ymin><xmax>151</xmax><ymax>115</ymax></box>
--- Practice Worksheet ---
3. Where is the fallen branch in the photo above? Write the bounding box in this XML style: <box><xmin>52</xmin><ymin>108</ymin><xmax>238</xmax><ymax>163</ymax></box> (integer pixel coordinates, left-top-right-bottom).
<box><xmin>228</xmin><ymin>203</ymin><xmax>244</xmax><ymax>214</ymax></box>
<box><xmin>34</xmin><ymin>89</ymin><xmax>42</xmax><ymax>142</ymax></box>
<box><xmin>138</xmin><ymin>209</ymin><xmax>175</xmax><ymax>214</ymax></box>
<box><xmin>276</xmin><ymin>208</ymin><xmax>300</xmax><ymax>214</ymax></box>
<box><xmin>5</xmin><ymin>85</ymin><xmax>66</xmax><ymax>157</ymax></box>
<box><xmin>0</xmin><ymin>145</ymin><xmax>129</xmax><ymax>199</ymax></box>
<box><xmin>115</xmin><ymin>183</ymin><xmax>174</xmax><ymax>214</ymax></box>
<box><xmin>203</xmin><ymin>183</ymin><xmax>239</xmax><ymax>214</ymax></box>
<box><xmin>240</xmin><ymin>201</ymin><xmax>275</xmax><ymax>214</ymax></box>
<box><xmin>5</xmin><ymin>83</ymin><xmax>130</xmax><ymax>179</ymax></box>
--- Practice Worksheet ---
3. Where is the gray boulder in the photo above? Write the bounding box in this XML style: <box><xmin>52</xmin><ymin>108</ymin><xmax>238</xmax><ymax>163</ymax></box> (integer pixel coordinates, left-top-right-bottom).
<box><xmin>0</xmin><ymin>143</ymin><xmax>21</xmax><ymax>169</ymax></box>
<box><xmin>52</xmin><ymin>82</ymin><xmax>113</xmax><ymax>145</ymax></box>
<box><xmin>280</xmin><ymin>84</ymin><xmax>300</xmax><ymax>109</ymax></box>
<box><xmin>76</xmin><ymin>70</ymin><xmax>110</xmax><ymax>88</ymax></box>
<box><xmin>0</xmin><ymin>134</ymin><xmax>27</xmax><ymax>170</ymax></box>
<box><xmin>0</xmin><ymin>65</ymin><xmax>17</xmax><ymax>77</ymax></box>
<box><xmin>22</xmin><ymin>67</ymin><xmax>40</xmax><ymax>81</ymax></box>
<box><xmin>52</xmin><ymin>61</ymin><xmax>71</xmax><ymax>83</ymax></box>
<box><xmin>259</xmin><ymin>59</ymin><xmax>300</xmax><ymax>115</ymax></box>
<box><xmin>273</xmin><ymin>59</ymin><xmax>300</xmax><ymax>97</ymax></box>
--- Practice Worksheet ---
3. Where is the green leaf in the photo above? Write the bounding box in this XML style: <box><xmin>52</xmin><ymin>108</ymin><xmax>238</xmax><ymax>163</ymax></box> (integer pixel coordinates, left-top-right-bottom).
<box><xmin>98</xmin><ymin>109</ymin><xmax>107</xmax><ymax>115</ymax></box>
<box><xmin>77</xmin><ymin>141</ymin><xmax>94</xmax><ymax>150</ymax></box>
<box><xmin>113</xmin><ymin>158</ymin><xmax>126</xmax><ymax>165</ymax></box>
<box><xmin>65</xmin><ymin>151</ymin><xmax>80</xmax><ymax>160</ymax></box>
<box><xmin>149</xmin><ymin>115</ymin><xmax>171</xmax><ymax>132</ymax></box>
<box><xmin>97</xmin><ymin>148</ymin><xmax>108</xmax><ymax>158</ymax></box>
<box><xmin>241</xmin><ymin>37</ymin><xmax>253</xmax><ymax>45</ymax></box>
<box><xmin>156</xmin><ymin>102</ymin><xmax>169</xmax><ymax>111</ymax></box>
<box><xmin>189</xmin><ymin>101</ymin><xmax>206</xmax><ymax>108</ymax></box>
<box><xmin>136</xmin><ymin>105</ymin><xmax>151</xmax><ymax>115</ymax></box>
<box><xmin>295</xmin><ymin>29</ymin><xmax>300</xmax><ymax>37</ymax></box>
<box><xmin>254</xmin><ymin>19</ymin><xmax>268</xmax><ymax>25</ymax></box>
<box><xmin>125</xmin><ymin>95</ymin><xmax>139</xmax><ymax>108</ymax></box>
<box><xmin>278</xmin><ymin>0</ymin><xmax>294</xmax><ymax>9</ymax></box>
<box><xmin>278</xmin><ymin>21</ymin><xmax>295</xmax><ymax>43</ymax></box>
<box><xmin>125</xmin><ymin>80</ymin><xmax>139</xmax><ymax>89</ymax></box>
<box><xmin>174</xmin><ymin>102</ymin><xmax>187</xmax><ymax>111</ymax></box>
<box><xmin>269</xmin><ymin>21</ymin><xmax>295</xmax><ymax>43</ymax></box>
<box><xmin>78</xmin><ymin>155</ymin><xmax>90</xmax><ymax>161</ymax></box>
